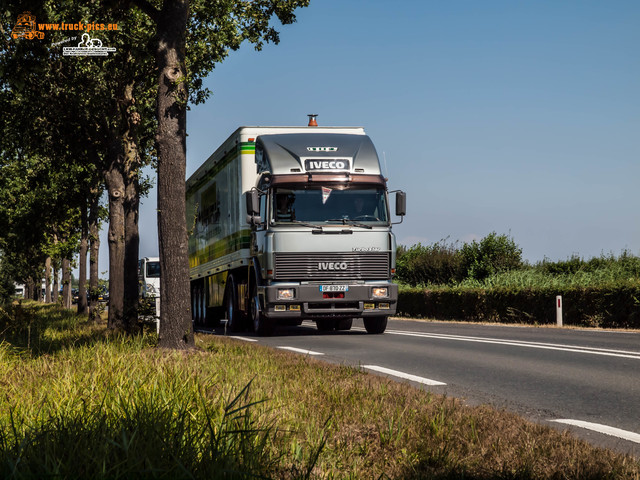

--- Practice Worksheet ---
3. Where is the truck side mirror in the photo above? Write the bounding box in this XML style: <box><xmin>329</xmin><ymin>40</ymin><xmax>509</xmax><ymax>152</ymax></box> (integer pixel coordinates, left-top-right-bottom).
<box><xmin>246</xmin><ymin>189</ymin><xmax>260</xmax><ymax>215</ymax></box>
<box><xmin>245</xmin><ymin>190</ymin><xmax>262</xmax><ymax>226</ymax></box>
<box><xmin>395</xmin><ymin>191</ymin><xmax>406</xmax><ymax>217</ymax></box>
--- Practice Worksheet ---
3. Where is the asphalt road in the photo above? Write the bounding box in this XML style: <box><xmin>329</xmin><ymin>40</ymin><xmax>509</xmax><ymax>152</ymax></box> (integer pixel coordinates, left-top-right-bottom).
<box><xmin>197</xmin><ymin>318</ymin><xmax>640</xmax><ymax>457</ymax></box>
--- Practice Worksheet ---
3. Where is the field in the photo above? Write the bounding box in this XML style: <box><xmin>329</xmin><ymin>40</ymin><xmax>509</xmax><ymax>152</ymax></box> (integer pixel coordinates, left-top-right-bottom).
<box><xmin>1</xmin><ymin>302</ymin><xmax>638</xmax><ymax>479</ymax></box>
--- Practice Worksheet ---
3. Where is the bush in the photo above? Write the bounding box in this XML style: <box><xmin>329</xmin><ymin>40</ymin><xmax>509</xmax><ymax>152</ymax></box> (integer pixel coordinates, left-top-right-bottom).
<box><xmin>459</xmin><ymin>232</ymin><xmax>523</xmax><ymax>281</ymax></box>
<box><xmin>396</xmin><ymin>233</ymin><xmax>524</xmax><ymax>287</ymax></box>
<box><xmin>396</xmin><ymin>239</ymin><xmax>463</xmax><ymax>286</ymax></box>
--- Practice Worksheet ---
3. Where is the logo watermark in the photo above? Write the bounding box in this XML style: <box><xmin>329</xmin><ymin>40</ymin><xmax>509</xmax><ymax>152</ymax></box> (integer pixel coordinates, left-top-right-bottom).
<box><xmin>63</xmin><ymin>33</ymin><xmax>116</xmax><ymax>56</ymax></box>
<box><xmin>11</xmin><ymin>11</ymin><xmax>118</xmax><ymax>43</ymax></box>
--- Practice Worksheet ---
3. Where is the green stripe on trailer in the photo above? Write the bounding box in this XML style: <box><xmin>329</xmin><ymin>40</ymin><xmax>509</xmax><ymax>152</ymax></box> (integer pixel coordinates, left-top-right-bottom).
<box><xmin>240</xmin><ymin>141</ymin><xmax>255</xmax><ymax>153</ymax></box>
<box><xmin>189</xmin><ymin>230</ymin><xmax>252</xmax><ymax>268</ymax></box>
<box><xmin>187</xmin><ymin>141</ymin><xmax>255</xmax><ymax>195</ymax></box>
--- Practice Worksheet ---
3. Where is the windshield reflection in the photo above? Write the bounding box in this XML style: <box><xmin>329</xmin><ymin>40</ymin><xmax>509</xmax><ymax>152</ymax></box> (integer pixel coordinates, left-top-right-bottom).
<box><xmin>272</xmin><ymin>186</ymin><xmax>389</xmax><ymax>225</ymax></box>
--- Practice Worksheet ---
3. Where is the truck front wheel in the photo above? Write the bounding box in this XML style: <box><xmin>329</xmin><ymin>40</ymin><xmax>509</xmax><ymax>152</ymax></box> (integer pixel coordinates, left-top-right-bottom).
<box><xmin>363</xmin><ymin>316</ymin><xmax>387</xmax><ymax>334</ymax></box>
<box><xmin>250</xmin><ymin>282</ymin><xmax>274</xmax><ymax>336</ymax></box>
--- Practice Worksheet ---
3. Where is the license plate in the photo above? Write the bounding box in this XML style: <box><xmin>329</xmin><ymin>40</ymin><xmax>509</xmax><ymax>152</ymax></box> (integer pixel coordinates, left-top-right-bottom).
<box><xmin>319</xmin><ymin>285</ymin><xmax>349</xmax><ymax>292</ymax></box>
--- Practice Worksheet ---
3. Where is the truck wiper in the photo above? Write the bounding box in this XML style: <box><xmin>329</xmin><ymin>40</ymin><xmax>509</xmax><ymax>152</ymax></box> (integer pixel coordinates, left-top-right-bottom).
<box><xmin>325</xmin><ymin>218</ymin><xmax>373</xmax><ymax>230</ymax></box>
<box><xmin>290</xmin><ymin>220</ymin><xmax>324</xmax><ymax>232</ymax></box>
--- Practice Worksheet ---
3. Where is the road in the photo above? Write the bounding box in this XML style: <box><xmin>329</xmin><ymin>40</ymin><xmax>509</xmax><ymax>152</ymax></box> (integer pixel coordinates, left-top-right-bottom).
<box><xmin>197</xmin><ymin>318</ymin><xmax>640</xmax><ymax>457</ymax></box>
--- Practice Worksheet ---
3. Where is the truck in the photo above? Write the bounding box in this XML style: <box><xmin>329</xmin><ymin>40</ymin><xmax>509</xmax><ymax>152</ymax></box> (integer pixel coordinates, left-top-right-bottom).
<box><xmin>138</xmin><ymin>256</ymin><xmax>160</xmax><ymax>329</ymax></box>
<box><xmin>186</xmin><ymin>117</ymin><xmax>406</xmax><ymax>335</ymax></box>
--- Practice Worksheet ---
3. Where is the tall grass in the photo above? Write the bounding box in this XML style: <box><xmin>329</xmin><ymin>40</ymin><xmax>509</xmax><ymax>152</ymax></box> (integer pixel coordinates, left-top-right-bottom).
<box><xmin>1</xmin><ymin>303</ymin><xmax>639</xmax><ymax>478</ymax></box>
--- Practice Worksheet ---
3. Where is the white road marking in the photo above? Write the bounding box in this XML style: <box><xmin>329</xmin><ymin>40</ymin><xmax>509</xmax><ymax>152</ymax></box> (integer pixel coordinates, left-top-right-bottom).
<box><xmin>229</xmin><ymin>336</ymin><xmax>258</xmax><ymax>342</ymax></box>
<box><xmin>552</xmin><ymin>419</ymin><xmax>640</xmax><ymax>444</ymax></box>
<box><xmin>363</xmin><ymin>365</ymin><xmax>446</xmax><ymax>386</ymax></box>
<box><xmin>277</xmin><ymin>346</ymin><xmax>324</xmax><ymax>356</ymax></box>
<box><xmin>380</xmin><ymin>329</ymin><xmax>640</xmax><ymax>360</ymax></box>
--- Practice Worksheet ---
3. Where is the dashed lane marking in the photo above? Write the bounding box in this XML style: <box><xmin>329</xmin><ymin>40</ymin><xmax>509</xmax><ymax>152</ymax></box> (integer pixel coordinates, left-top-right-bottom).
<box><xmin>552</xmin><ymin>419</ymin><xmax>640</xmax><ymax>444</ymax></box>
<box><xmin>363</xmin><ymin>365</ymin><xmax>446</xmax><ymax>386</ymax></box>
<box><xmin>229</xmin><ymin>336</ymin><xmax>258</xmax><ymax>342</ymax></box>
<box><xmin>277</xmin><ymin>346</ymin><xmax>324</xmax><ymax>356</ymax></box>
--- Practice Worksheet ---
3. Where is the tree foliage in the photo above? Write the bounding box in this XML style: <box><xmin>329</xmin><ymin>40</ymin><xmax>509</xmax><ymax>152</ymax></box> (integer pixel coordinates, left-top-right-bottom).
<box><xmin>1</xmin><ymin>0</ymin><xmax>310</xmax><ymax>347</ymax></box>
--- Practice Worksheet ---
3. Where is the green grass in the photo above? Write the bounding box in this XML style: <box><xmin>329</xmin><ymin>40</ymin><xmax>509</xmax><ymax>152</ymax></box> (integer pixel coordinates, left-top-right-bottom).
<box><xmin>1</xmin><ymin>302</ymin><xmax>639</xmax><ymax>479</ymax></box>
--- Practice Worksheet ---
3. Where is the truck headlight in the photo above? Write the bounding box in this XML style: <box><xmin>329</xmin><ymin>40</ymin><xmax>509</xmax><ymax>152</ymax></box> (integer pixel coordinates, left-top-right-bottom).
<box><xmin>277</xmin><ymin>288</ymin><xmax>294</xmax><ymax>300</ymax></box>
<box><xmin>372</xmin><ymin>287</ymin><xmax>388</xmax><ymax>299</ymax></box>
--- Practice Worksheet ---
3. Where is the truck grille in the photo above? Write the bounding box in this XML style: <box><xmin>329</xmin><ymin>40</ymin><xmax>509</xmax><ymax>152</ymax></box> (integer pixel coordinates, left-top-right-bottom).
<box><xmin>274</xmin><ymin>252</ymin><xmax>390</xmax><ymax>280</ymax></box>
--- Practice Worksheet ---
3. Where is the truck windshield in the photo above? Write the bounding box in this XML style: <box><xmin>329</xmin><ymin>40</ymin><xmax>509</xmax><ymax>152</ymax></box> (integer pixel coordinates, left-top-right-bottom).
<box><xmin>146</xmin><ymin>262</ymin><xmax>160</xmax><ymax>278</ymax></box>
<box><xmin>272</xmin><ymin>186</ymin><xmax>389</xmax><ymax>225</ymax></box>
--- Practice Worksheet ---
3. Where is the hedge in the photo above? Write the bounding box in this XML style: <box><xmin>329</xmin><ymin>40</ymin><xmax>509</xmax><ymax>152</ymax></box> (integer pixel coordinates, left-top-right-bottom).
<box><xmin>397</xmin><ymin>286</ymin><xmax>640</xmax><ymax>329</ymax></box>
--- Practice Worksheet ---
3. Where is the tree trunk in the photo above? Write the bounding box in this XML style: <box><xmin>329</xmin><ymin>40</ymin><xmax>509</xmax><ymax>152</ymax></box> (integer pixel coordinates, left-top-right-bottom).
<box><xmin>44</xmin><ymin>257</ymin><xmax>52</xmax><ymax>303</ymax></box>
<box><xmin>77</xmin><ymin>201</ymin><xmax>89</xmax><ymax>315</ymax></box>
<box><xmin>155</xmin><ymin>0</ymin><xmax>194</xmax><ymax>349</ymax></box>
<box><xmin>105</xmin><ymin>149</ymin><xmax>126</xmax><ymax>330</ymax></box>
<box><xmin>25</xmin><ymin>278</ymin><xmax>33</xmax><ymax>301</ymax></box>
<box><xmin>123</xmin><ymin>83</ymin><xmax>141</xmax><ymax>332</ymax></box>
<box><xmin>52</xmin><ymin>263</ymin><xmax>59</xmax><ymax>303</ymax></box>
<box><xmin>62</xmin><ymin>258</ymin><xmax>72</xmax><ymax>308</ymax></box>
<box><xmin>88</xmin><ymin>191</ymin><xmax>101</xmax><ymax>323</ymax></box>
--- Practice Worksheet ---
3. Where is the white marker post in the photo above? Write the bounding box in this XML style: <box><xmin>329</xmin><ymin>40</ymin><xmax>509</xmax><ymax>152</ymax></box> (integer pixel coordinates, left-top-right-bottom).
<box><xmin>155</xmin><ymin>296</ymin><xmax>161</xmax><ymax>334</ymax></box>
<box><xmin>556</xmin><ymin>295</ymin><xmax>563</xmax><ymax>327</ymax></box>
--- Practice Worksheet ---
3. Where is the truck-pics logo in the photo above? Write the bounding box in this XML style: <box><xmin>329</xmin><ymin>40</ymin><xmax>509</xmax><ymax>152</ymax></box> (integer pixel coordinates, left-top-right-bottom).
<box><xmin>11</xmin><ymin>11</ymin><xmax>119</xmax><ymax>43</ymax></box>
<box><xmin>318</xmin><ymin>262</ymin><xmax>348</xmax><ymax>271</ymax></box>
<box><xmin>11</xmin><ymin>12</ymin><xmax>44</xmax><ymax>40</ymax></box>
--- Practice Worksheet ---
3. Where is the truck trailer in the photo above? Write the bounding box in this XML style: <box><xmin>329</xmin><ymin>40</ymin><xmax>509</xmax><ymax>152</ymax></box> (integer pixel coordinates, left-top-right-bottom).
<box><xmin>186</xmin><ymin>118</ymin><xmax>406</xmax><ymax>335</ymax></box>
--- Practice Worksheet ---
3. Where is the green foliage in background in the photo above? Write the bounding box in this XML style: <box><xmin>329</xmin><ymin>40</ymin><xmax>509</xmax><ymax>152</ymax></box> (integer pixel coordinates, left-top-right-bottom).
<box><xmin>396</xmin><ymin>239</ymin><xmax>463</xmax><ymax>286</ymax></box>
<box><xmin>396</xmin><ymin>235</ymin><xmax>640</xmax><ymax>327</ymax></box>
<box><xmin>396</xmin><ymin>232</ymin><xmax>523</xmax><ymax>287</ymax></box>
<box><xmin>460</xmin><ymin>232</ymin><xmax>523</xmax><ymax>281</ymax></box>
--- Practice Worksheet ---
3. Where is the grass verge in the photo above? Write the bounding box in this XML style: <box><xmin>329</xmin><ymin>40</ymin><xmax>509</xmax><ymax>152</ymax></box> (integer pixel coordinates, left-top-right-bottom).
<box><xmin>1</xmin><ymin>302</ymin><xmax>639</xmax><ymax>479</ymax></box>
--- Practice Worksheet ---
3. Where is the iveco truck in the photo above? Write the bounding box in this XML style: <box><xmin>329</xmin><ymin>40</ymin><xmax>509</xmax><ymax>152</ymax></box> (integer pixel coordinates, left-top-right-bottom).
<box><xmin>186</xmin><ymin>117</ymin><xmax>406</xmax><ymax>335</ymax></box>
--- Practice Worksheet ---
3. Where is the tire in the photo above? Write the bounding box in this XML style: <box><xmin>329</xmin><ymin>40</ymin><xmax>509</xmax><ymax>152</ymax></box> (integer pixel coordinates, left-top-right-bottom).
<box><xmin>224</xmin><ymin>275</ymin><xmax>241</xmax><ymax>332</ymax></box>
<box><xmin>191</xmin><ymin>282</ymin><xmax>204</xmax><ymax>326</ymax></box>
<box><xmin>336</xmin><ymin>318</ymin><xmax>353</xmax><ymax>331</ymax></box>
<box><xmin>363</xmin><ymin>316</ymin><xmax>387</xmax><ymax>334</ymax></box>
<box><xmin>316</xmin><ymin>319</ymin><xmax>336</xmax><ymax>331</ymax></box>
<box><xmin>250</xmin><ymin>281</ymin><xmax>274</xmax><ymax>336</ymax></box>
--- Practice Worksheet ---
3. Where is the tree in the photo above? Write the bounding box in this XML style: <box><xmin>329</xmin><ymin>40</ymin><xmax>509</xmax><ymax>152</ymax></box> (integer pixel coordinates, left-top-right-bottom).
<box><xmin>2</xmin><ymin>0</ymin><xmax>311</xmax><ymax>348</ymax></box>
<box><xmin>1</xmin><ymin>3</ymin><xmax>156</xmax><ymax>329</ymax></box>
<box><xmin>126</xmin><ymin>0</ymin><xmax>311</xmax><ymax>348</ymax></box>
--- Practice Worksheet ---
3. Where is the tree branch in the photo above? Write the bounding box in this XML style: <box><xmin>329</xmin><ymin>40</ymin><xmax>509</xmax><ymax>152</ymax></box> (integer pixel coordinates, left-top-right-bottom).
<box><xmin>131</xmin><ymin>0</ymin><xmax>160</xmax><ymax>23</ymax></box>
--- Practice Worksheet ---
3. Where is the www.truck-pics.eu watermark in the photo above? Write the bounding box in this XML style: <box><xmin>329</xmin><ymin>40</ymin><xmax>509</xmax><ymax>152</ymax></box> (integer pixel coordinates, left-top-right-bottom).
<box><xmin>11</xmin><ymin>12</ymin><xmax>118</xmax><ymax>57</ymax></box>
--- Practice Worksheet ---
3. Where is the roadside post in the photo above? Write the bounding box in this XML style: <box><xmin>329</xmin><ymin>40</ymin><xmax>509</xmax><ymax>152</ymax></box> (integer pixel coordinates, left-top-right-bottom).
<box><xmin>556</xmin><ymin>295</ymin><xmax>563</xmax><ymax>327</ymax></box>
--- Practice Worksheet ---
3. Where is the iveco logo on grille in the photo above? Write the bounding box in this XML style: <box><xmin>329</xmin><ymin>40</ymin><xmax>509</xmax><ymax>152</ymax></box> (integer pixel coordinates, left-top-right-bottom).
<box><xmin>318</xmin><ymin>262</ymin><xmax>348</xmax><ymax>271</ymax></box>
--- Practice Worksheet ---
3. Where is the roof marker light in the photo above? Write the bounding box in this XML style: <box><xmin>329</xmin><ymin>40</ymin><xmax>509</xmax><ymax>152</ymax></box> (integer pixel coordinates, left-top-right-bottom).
<box><xmin>307</xmin><ymin>114</ymin><xmax>318</xmax><ymax>127</ymax></box>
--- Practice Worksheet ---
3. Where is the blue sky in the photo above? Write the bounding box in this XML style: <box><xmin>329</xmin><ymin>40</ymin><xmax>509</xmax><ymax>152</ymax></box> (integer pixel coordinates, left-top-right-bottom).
<box><xmin>129</xmin><ymin>0</ymin><xmax>639</xmax><ymax>267</ymax></box>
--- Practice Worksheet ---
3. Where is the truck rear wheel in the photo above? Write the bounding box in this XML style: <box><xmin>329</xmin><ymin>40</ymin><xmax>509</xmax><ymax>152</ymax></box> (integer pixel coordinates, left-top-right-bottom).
<box><xmin>363</xmin><ymin>316</ymin><xmax>387</xmax><ymax>334</ymax></box>
<box><xmin>224</xmin><ymin>275</ymin><xmax>241</xmax><ymax>332</ymax></box>
<box><xmin>191</xmin><ymin>281</ymin><xmax>205</xmax><ymax>326</ymax></box>
<box><xmin>250</xmin><ymin>282</ymin><xmax>274</xmax><ymax>336</ymax></box>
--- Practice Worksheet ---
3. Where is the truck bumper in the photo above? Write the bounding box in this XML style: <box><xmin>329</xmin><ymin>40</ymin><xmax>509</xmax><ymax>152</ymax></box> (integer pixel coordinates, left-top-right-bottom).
<box><xmin>262</xmin><ymin>283</ymin><xmax>398</xmax><ymax>320</ymax></box>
